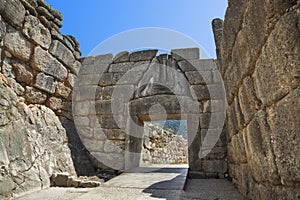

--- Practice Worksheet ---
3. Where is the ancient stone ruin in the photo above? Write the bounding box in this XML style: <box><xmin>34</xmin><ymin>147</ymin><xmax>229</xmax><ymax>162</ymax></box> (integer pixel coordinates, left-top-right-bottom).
<box><xmin>141</xmin><ymin>122</ymin><xmax>188</xmax><ymax>164</ymax></box>
<box><xmin>0</xmin><ymin>0</ymin><xmax>299</xmax><ymax>199</ymax></box>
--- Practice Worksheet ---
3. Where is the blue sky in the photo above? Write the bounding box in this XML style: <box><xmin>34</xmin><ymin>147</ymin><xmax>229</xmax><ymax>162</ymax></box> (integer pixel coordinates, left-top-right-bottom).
<box><xmin>47</xmin><ymin>1</ymin><xmax>227</xmax><ymax>58</ymax></box>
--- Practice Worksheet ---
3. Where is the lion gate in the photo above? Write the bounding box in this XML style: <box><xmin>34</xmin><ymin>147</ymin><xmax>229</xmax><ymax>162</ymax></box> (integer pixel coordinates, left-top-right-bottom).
<box><xmin>73</xmin><ymin>48</ymin><xmax>227</xmax><ymax>177</ymax></box>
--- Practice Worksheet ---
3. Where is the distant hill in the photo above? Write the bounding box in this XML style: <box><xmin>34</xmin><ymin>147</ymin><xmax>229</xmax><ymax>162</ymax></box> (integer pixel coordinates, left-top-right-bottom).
<box><xmin>146</xmin><ymin>120</ymin><xmax>188</xmax><ymax>139</ymax></box>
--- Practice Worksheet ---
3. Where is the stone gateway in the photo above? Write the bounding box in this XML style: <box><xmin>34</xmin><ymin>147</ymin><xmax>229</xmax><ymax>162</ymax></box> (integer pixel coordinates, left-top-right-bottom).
<box><xmin>0</xmin><ymin>0</ymin><xmax>299</xmax><ymax>199</ymax></box>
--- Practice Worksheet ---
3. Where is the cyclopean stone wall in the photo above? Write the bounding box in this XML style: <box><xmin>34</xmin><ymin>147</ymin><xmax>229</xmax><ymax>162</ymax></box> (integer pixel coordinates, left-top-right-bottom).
<box><xmin>74</xmin><ymin>48</ymin><xmax>228</xmax><ymax>176</ymax></box>
<box><xmin>141</xmin><ymin>123</ymin><xmax>188</xmax><ymax>164</ymax></box>
<box><xmin>0</xmin><ymin>0</ymin><xmax>91</xmax><ymax>198</ymax></box>
<box><xmin>213</xmin><ymin>1</ymin><xmax>300</xmax><ymax>199</ymax></box>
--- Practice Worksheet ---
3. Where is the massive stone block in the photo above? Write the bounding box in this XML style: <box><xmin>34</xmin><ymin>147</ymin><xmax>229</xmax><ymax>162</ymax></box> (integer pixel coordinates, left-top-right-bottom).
<box><xmin>23</xmin><ymin>15</ymin><xmax>51</xmax><ymax>49</ymax></box>
<box><xmin>31</xmin><ymin>46</ymin><xmax>67</xmax><ymax>81</ymax></box>
<box><xmin>13</xmin><ymin>62</ymin><xmax>34</xmax><ymax>85</ymax></box>
<box><xmin>24</xmin><ymin>86</ymin><xmax>47</xmax><ymax>104</ymax></box>
<box><xmin>50</xmin><ymin>40</ymin><xmax>76</xmax><ymax>67</ymax></box>
<box><xmin>129</xmin><ymin>50</ymin><xmax>157</xmax><ymax>62</ymax></box>
<box><xmin>0</xmin><ymin>79</ymin><xmax>75</xmax><ymax>198</ymax></box>
<box><xmin>0</xmin><ymin>17</ymin><xmax>6</xmax><ymax>41</ymax></box>
<box><xmin>4</xmin><ymin>27</ymin><xmax>32</xmax><ymax>62</ymax></box>
<box><xmin>238</xmin><ymin>76</ymin><xmax>261</xmax><ymax>123</ymax></box>
<box><xmin>34</xmin><ymin>72</ymin><xmax>56</xmax><ymax>94</ymax></box>
<box><xmin>267</xmin><ymin>88</ymin><xmax>300</xmax><ymax>186</ymax></box>
<box><xmin>171</xmin><ymin>48</ymin><xmax>200</xmax><ymax>61</ymax></box>
<box><xmin>253</xmin><ymin>10</ymin><xmax>300</xmax><ymax>106</ymax></box>
<box><xmin>0</xmin><ymin>0</ymin><xmax>25</xmax><ymax>28</ymax></box>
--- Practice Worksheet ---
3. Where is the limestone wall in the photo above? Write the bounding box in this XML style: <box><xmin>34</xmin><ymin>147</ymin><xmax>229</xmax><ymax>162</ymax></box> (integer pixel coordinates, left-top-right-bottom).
<box><xmin>74</xmin><ymin>48</ymin><xmax>228</xmax><ymax>175</ymax></box>
<box><xmin>213</xmin><ymin>1</ymin><xmax>300</xmax><ymax>199</ymax></box>
<box><xmin>0</xmin><ymin>0</ymin><xmax>84</xmax><ymax>198</ymax></box>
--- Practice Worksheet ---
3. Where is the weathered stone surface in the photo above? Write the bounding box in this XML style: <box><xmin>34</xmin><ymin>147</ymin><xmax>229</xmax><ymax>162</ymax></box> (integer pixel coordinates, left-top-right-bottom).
<box><xmin>113</xmin><ymin>51</ymin><xmax>129</xmax><ymax>63</ymax></box>
<box><xmin>108</xmin><ymin>62</ymin><xmax>135</xmax><ymax>73</ymax></box>
<box><xmin>106</xmin><ymin>129</ymin><xmax>126</xmax><ymax>140</ymax></box>
<box><xmin>104</xmin><ymin>140</ymin><xmax>123</xmax><ymax>154</ymax></box>
<box><xmin>51</xmin><ymin>173</ymin><xmax>102</xmax><ymax>188</ymax></box>
<box><xmin>73</xmin><ymin>116</ymin><xmax>89</xmax><ymax>127</ymax></box>
<box><xmin>185</xmin><ymin>70</ymin><xmax>213</xmax><ymax>85</ymax></box>
<box><xmin>4</xmin><ymin>27</ymin><xmax>32</xmax><ymax>62</ymax></box>
<box><xmin>74</xmin><ymin>101</ymin><xmax>90</xmax><ymax>116</ymax></box>
<box><xmin>46</xmin><ymin>96</ymin><xmax>63</xmax><ymax>111</ymax></box>
<box><xmin>98</xmin><ymin>115</ymin><xmax>126</xmax><ymax>129</ymax></box>
<box><xmin>178</xmin><ymin>59</ymin><xmax>215</xmax><ymax>72</ymax></box>
<box><xmin>6</xmin><ymin>77</ymin><xmax>25</xmax><ymax>96</ymax></box>
<box><xmin>94</xmin><ymin>53</ymin><xmax>113</xmax><ymax>64</ymax></box>
<box><xmin>50</xmin><ymin>40</ymin><xmax>75</xmax><ymax>67</ymax></box>
<box><xmin>0</xmin><ymin>79</ymin><xmax>75</xmax><ymax>198</ymax></box>
<box><xmin>99</xmin><ymin>73</ymin><xmax>113</xmax><ymax>86</ymax></box>
<box><xmin>34</xmin><ymin>72</ymin><xmax>55</xmax><ymax>94</ymax></box>
<box><xmin>80</xmin><ymin>62</ymin><xmax>109</xmax><ymax>75</ymax></box>
<box><xmin>227</xmin><ymin>132</ymin><xmax>247</xmax><ymax>164</ymax></box>
<box><xmin>70</xmin><ymin>61</ymin><xmax>81</xmax><ymax>75</ymax></box>
<box><xmin>253</xmin><ymin>10</ymin><xmax>300</xmax><ymax>106</ymax></box>
<box><xmin>1</xmin><ymin>59</ymin><xmax>15</xmax><ymax>79</ymax></box>
<box><xmin>37</xmin><ymin>0</ymin><xmax>51</xmax><ymax>10</ymax></box>
<box><xmin>74</xmin><ymin>86</ymin><xmax>97</xmax><ymax>101</ymax></box>
<box><xmin>53</xmin><ymin>18</ymin><xmax>63</xmax><ymax>28</ymax></box>
<box><xmin>19</xmin><ymin>0</ymin><xmax>38</xmax><ymax>16</ymax></box>
<box><xmin>219</xmin><ymin>0</ymin><xmax>248</xmax><ymax>74</ymax></box>
<box><xmin>200</xmin><ymin>128</ymin><xmax>227</xmax><ymax>148</ymax></box>
<box><xmin>38</xmin><ymin>15</ymin><xmax>51</xmax><ymax>29</ymax></box>
<box><xmin>141</xmin><ymin>123</ymin><xmax>188</xmax><ymax>164</ymax></box>
<box><xmin>171</xmin><ymin>48</ymin><xmax>199</xmax><ymax>61</ymax></box>
<box><xmin>95</xmin><ymin>100</ymin><xmax>112</xmax><ymax>115</ymax></box>
<box><xmin>0</xmin><ymin>0</ymin><xmax>25</xmax><ymax>28</ymax></box>
<box><xmin>90</xmin><ymin>152</ymin><xmax>124</xmax><ymax>170</ymax></box>
<box><xmin>66</xmin><ymin>35</ymin><xmax>80</xmax><ymax>49</ymax></box>
<box><xmin>13</xmin><ymin>62</ymin><xmax>33</xmax><ymax>84</ymax></box>
<box><xmin>25</xmin><ymin>0</ymin><xmax>38</xmax><ymax>8</ymax></box>
<box><xmin>95</xmin><ymin>86</ymin><xmax>113</xmax><ymax>101</ymax></box>
<box><xmin>65</xmin><ymin>74</ymin><xmax>76</xmax><ymax>89</ymax></box>
<box><xmin>0</xmin><ymin>17</ymin><xmax>6</xmax><ymax>41</ymax></box>
<box><xmin>202</xmin><ymin>100</ymin><xmax>226</xmax><ymax>113</ymax></box>
<box><xmin>202</xmin><ymin>160</ymin><xmax>227</xmax><ymax>173</ymax></box>
<box><xmin>238</xmin><ymin>76</ymin><xmax>261</xmax><ymax>123</ymax></box>
<box><xmin>267</xmin><ymin>88</ymin><xmax>300</xmax><ymax>185</ymax></box>
<box><xmin>244</xmin><ymin>115</ymin><xmax>280</xmax><ymax>184</ymax></box>
<box><xmin>190</xmin><ymin>85</ymin><xmax>210</xmax><ymax>101</ymax></box>
<box><xmin>23</xmin><ymin>15</ymin><xmax>51</xmax><ymax>49</ymax></box>
<box><xmin>31</xmin><ymin>46</ymin><xmax>67</xmax><ymax>81</ymax></box>
<box><xmin>55</xmin><ymin>82</ymin><xmax>71</xmax><ymax>99</ymax></box>
<box><xmin>223</xmin><ymin>30</ymin><xmax>251</xmax><ymax>104</ymax></box>
<box><xmin>81</xmin><ymin>138</ymin><xmax>104</xmax><ymax>152</ymax></box>
<box><xmin>78</xmin><ymin>74</ymin><xmax>99</xmax><ymax>86</ymax></box>
<box><xmin>212</xmin><ymin>18</ymin><xmax>223</xmax><ymax>59</ymax></box>
<box><xmin>129</xmin><ymin>50</ymin><xmax>157</xmax><ymax>62</ymax></box>
<box><xmin>24</xmin><ymin>86</ymin><xmax>47</xmax><ymax>104</ymax></box>
<box><xmin>93</xmin><ymin>128</ymin><xmax>107</xmax><ymax>140</ymax></box>
<box><xmin>231</xmin><ymin>164</ymin><xmax>255</xmax><ymax>198</ymax></box>
<box><xmin>219</xmin><ymin>1</ymin><xmax>300</xmax><ymax>198</ymax></box>
<box><xmin>36</xmin><ymin>6</ymin><xmax>54</xmax><ymax>20</ymax></box>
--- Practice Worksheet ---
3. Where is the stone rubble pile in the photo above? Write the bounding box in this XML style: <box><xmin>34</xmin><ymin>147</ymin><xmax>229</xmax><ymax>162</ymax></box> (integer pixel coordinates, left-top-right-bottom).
<box><xmin>51</xmin><ymin>173</ymin><xmax>103</xmax><ymax>188</ymax></box>
<box><xmin>142</xmin><ymin>123</ymin><xmax>188</xmax><ymax>164</ymax></box>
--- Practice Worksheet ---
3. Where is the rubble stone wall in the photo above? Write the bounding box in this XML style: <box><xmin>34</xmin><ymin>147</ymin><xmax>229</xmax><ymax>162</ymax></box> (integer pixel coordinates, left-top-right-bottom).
<box><xmin>141</xmin><ymin>123</ymin><xmax>188</xmax><ymax>164</ymax></box>
<box><xmin>213</xmin><ymin>1</ymin><xmax>300</xmax><ymax>199</ymax></box>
